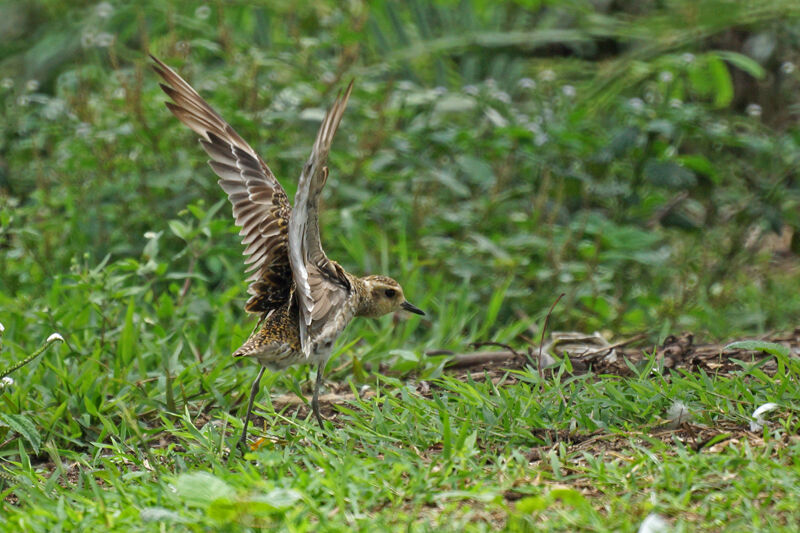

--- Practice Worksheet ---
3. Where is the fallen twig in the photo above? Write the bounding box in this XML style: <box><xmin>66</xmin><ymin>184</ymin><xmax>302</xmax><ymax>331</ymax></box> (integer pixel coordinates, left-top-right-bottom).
<box><xmin>444</xmin><ymin>350</ymin><xmax>520</xmax><ymax>369</ymax></box>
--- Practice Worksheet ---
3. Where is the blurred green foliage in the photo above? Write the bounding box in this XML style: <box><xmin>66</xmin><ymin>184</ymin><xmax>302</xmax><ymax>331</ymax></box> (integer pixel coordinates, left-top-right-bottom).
<box><xmin>3</xmin><ymin>0</ymin><xmax>800</xmax><ymax>344</ymax></box>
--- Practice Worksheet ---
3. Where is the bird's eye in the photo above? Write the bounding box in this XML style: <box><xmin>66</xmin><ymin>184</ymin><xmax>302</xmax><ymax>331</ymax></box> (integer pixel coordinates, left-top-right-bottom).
<box><xmin>384</xmin><ymin>289</ymin><xmax>396</xmax><ymax>298</ymax></box>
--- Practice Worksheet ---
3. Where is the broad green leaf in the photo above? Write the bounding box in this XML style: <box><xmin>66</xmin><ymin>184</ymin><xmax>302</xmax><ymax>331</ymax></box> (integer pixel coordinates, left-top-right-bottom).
<box><xmin>174</xmin><ymin>472</ymin><xmax>235</xmax><ymax>508</ymax></box>
<box><xmin>716</xmin><ymin>50</ymin><xmax>766</xmax><ymax>80</ymax></box>
<box><xmin>0</xmin><ymin>413</ymin><xmax>41</xmax><ymax>454</ymax></box>
<box><xmin>707</xmin><ymin>55</ymin><xmax>734</xmax><ymax>108</ymax></box>
<box><xmin>643</xmin><ymin>160</ymin><xmax>697</xmax><ymax>189</ymax></box>
<box><xmin>724</xmin><ymin>341</ymin><xmax>790</xmax><ymax>359</ymax></box>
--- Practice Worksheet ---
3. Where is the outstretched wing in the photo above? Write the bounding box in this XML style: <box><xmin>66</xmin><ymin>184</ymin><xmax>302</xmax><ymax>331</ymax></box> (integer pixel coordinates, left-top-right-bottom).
<box><xmin>288</xmin><ymin>81</ymin><xmax>354</xmax><ymax>357</ymax></box>
<box><xmin>151</xmin><ymin>55</ymin><xmax>292</xmax><ymax>314</ymax></box>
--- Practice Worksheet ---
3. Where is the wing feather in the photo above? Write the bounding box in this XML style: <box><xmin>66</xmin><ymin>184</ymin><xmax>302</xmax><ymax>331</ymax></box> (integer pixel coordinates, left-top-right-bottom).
<box><xmin>152</xmin><ymin>55</ymin><xmax>293</xmax><ymax>313</ymax></box>
<box><xmin>287</xmin><ymin>81</ymin><xmax>355</xmax><ymax>357</ymax></box>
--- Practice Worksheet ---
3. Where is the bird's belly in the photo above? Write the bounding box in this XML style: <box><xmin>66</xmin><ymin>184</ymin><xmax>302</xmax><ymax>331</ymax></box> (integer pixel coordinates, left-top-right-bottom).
<box><xmin>250</xmin><ymin>345</ymin><xmax>303</xmax><ymax>370</ymax></box>
<box><xmin>250</xmin><ymin>345</ymin><xmax>332</xmax><ymax>370</ymax></box>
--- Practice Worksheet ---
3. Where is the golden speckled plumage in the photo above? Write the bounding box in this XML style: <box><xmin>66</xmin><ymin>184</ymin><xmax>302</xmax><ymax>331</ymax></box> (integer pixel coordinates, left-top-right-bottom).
<box><xmin>232</xmin><ymin>296</ymin><xmax>301</xmax><ymax>367</ymax></box>
<box><xmin>152</xmin><ymin>55</ymin><xmax>425</xmax><ymax>448</ymax></box>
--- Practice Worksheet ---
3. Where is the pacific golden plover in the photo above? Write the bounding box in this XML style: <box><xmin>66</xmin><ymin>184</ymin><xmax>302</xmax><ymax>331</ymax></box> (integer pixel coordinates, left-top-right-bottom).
<box><xmin>151</xmin><ymin>56</ymin><xmax>425</xmax><ymax>448</ymax></box>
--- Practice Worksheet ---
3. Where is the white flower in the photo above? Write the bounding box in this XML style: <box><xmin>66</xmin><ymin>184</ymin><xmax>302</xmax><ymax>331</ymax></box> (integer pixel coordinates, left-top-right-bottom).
<box><xmin>1</xmin><ymin>376</ymin><xmax>13</xmax><ymax>388</ymax></box>
<box><xmin>484</xmin><ymin>107</ymin><xmax>507</xmax><ymax>127</ymax></box>
<box><xmin>628</xmin><ymin>97</ymin><xmax>645</xmax><ymax>112</ymax></box>
<box><xmin>780</xmin><ymin>61</ymin><xmax>795</xmax><ymax>74</ymax></box>
<box><xmin>517</xmin><ymin>77</ymin><xmax>536</xmax><ymax>89</ymax></box>
<box><xmin>76</xmin><ymin>123</ymin><xmax>91</xmax><ymax>137</ymax></box>
<box><xmin>195</xmin><ymin>5</ymin><xmax>211</xmax><ymax>19</ymax></box>
<box><xmin>463</xmin><ymin>85</ymin><xmax>478</xmax><ymax>96</ymax></box>
<box><xmin>113</xmin><ymin>87</ymin><xmax>126</xmax><ymax>100</ymax></box>
<box><xmin>484</xmin><ymin>78</ymin><xmax>496</xmax><ymax>89</ymax></box>
<box><xmin>669</xmin><ymin>98</ymin><xmax>682</xmax><ymax>108</ymax></box>
<box><xmin>709</xmin><ymin>122</ymin><xmax>727</xmax><ymax>136</ymax></box>
<box><xmin>681</xmin><ymin>53</ymin><xmax>695</xmax><ymax>64</ymax></box>
<box><xmin>0</xmin><ymin>321</ymin><xmax>4</xmax><ymax>333</ymax></box>
<box><xmin>25</xmin><ymin>79</ymin><xmax>39</xmax><ymax>92</ymax></box>
<box><xmin>81</xmin><ymin>30</ymin><xmax>97</xmax><ymax>48</ymax></box>
<box><xmin>539</xmin><ymin>69</ymin><xmax>556</xmax><ymax>82</ymax></box>
<box><xmin>43</xmin><ymin>99</ymin><xmax>66</xmax><ymax>120</ymax></box>
<box><xmin>47</xmin><ymin>332</ymin><xmax>65</xmax><ymax>344</ymax></box>
<box><xmin>17</xmin><ymin>95</ymin><xmax>29</xmax><ymax>107</ymax></box>
<box><xmin>1</xmin><ymin>78</ymin><xmax>13</xmax><ymax>90</ymax></box>
<box><xmin>492</xmin><ymin>90</ymin><xmax>511</xmax><ymax>103</ymax></box>
<box><xmin>525</xmin><ymin>122</ymin><xmax>542</xmax><ymax>135</ymax></box>
<box><xmin>659</xmin><ymin>71</ymin><xmax>674</xmax><ymax>83</ymax></box>
<box><xmin>746</xmin><ymin>103</ymin><xmax>762</xmax><ymax>118</ymax></box>
<box><xmin>95</xmin><ymin>32</ymin><xmax>114</xmax><ymax>47</ymax></box>
<box><xmin>433</xmin><ymin>86</ymin><xmax>447</xmax><ymax>96</ymax></box>
<box><xmin>534</xmin><ymin>133</ymin><xmax>549</xmax><ymax>146</ymax></box>
<box><xmin>561</xmin><ymin>85</ymin><xmax>576</xmax><ymax>98</ymax></box>
<box><xmin>96</xmin><ymin>2</ymin><xmax>113</xmax><ymax>19</ymax></box>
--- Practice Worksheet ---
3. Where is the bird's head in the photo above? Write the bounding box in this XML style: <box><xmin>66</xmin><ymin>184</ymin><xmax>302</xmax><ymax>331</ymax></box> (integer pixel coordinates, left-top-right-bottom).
<box><xmin>357</xmin><ymin>275</ymin><xmax>425</xmax><ymax>318</ymax></box>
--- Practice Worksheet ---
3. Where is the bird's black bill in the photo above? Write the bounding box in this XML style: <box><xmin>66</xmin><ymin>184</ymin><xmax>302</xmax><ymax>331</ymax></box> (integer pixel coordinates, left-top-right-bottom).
<box><xmin>401</xmin><ymin>301</ymin><xmax>426</xmax><ymax>316</ymax></box>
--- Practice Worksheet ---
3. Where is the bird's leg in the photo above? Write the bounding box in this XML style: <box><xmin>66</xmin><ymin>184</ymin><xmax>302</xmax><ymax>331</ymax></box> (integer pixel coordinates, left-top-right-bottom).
<box><xmin>238</xmin><ymin>365</ymin><xmax>266</xmax><ymax>452</ymax></box>
<box><xmin>312</xmin><ymin>361</ymin><xmax>325</xmax><ymax>428</ymax></box>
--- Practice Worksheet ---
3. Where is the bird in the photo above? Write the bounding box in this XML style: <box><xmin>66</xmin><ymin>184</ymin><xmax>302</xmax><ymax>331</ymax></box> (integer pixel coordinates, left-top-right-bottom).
<box><xmin>150</xmin><ymin>55</ymin><xmax>425</xmax><ymax>449</ymax></box>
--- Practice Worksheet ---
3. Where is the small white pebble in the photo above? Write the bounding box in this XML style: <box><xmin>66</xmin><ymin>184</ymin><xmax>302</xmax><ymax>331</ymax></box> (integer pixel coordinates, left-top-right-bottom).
<box><xmin>750</xmin><ymin>402</ymin><xmax>779</xmax><ymax>431</ymax></box>
<box><xmin>638</xmin><ymin>513</ymin><xmax>670</xmax><ymax>533</ymax></box>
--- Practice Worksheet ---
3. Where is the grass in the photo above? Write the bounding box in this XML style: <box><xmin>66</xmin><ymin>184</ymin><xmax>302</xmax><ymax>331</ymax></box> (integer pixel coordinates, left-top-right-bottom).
<box><xmin>2</xmin><ymin>323</ymin><xmax>799</xmax><ymax>531</ymax></box>
<box><xmin>3</xmin><ymin>0</ymin><xmax>800</xmax><ymax>530</ymax></box>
